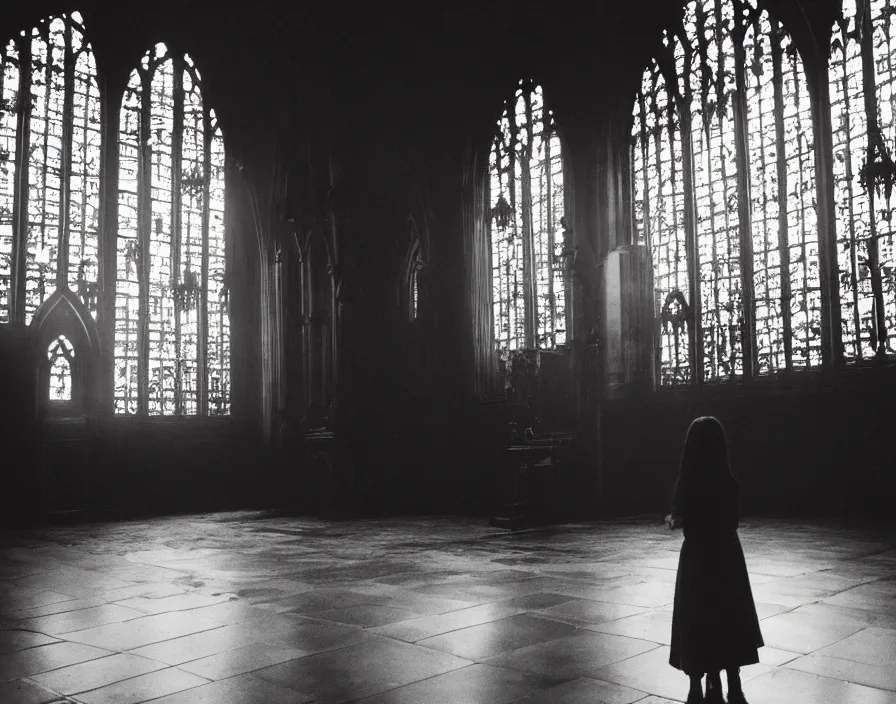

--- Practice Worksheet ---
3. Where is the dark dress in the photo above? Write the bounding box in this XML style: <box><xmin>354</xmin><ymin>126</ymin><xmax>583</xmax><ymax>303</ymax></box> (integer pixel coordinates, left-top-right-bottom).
<box><xmin>669</xmin><ymin>479</ymin><xmax>764</xmax><ymax>676</ymax></box>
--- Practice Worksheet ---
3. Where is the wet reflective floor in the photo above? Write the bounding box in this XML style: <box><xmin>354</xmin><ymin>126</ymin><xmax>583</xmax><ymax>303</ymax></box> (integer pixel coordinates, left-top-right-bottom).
<box><xmin>0</xmin><ymin>513</ymin><xmax>894</xmax><ymax>703</ymax></box>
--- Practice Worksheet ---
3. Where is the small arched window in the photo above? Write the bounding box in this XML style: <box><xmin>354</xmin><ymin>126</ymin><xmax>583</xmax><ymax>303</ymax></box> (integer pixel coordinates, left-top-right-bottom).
<box><xmin>47</xmin><ymin>334</ymin><xmax>74</xmax><ymax>401</ymax></box>
<box><xmin>403</xmin><ymin>219</ymin><xmax>425</xmax><ymax>323</ymax></box>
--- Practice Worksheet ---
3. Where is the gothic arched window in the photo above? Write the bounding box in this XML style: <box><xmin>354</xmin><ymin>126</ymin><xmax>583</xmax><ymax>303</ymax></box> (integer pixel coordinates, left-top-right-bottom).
<box><xmin>114</xmin><ymin>43</ymin><xmax>229</xmax><ymax>416</ymax></box>
<box><xmin>0</xmin><ymin>12</ymin><xmax>100</xmax><ymax>325</ymax></box>
<box><xmin>490</xmin><ymin>79</ymin><xmax>567</xmax><ymax>352</ymax></box>
<box><xmin>831</xmin><ymin>0</ymin><xmax>896</xmax><ymax>360</ymax></box>
<box><xmin>47</xmin><ymin>334</ymin><xmax>74</xmax><ymax>401</ymax></box>
<box><xmin>632</xmin><ymin>0</ymin><xmax>821</xmax><ymax>386</ymax></box>
<box><xmin>403</xmin><ymin>218</ymin><xmax>425</xmax><ymax>323</ymax></box>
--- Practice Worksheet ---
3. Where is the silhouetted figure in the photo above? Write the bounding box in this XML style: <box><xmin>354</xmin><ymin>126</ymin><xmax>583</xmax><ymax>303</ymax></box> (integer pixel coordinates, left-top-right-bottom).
<box><xmin>665</xmin><ymin>416</ymin><xmax>763</xmax><ymax>704</ymax></box>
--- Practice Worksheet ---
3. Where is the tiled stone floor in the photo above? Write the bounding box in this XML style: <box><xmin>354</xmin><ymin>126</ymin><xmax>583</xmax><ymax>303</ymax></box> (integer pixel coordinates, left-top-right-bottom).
<box><xmin>0</xmin><ymin>513</ymin><xmax>894</xmax><ymax>703</ymax></box>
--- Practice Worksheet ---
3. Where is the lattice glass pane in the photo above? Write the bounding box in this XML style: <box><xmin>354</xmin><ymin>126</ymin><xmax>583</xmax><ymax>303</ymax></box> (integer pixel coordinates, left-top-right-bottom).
<box><xmin>831</xmin><ymin>0</ymin><xmax>896</xmax><ymax>359</ymax></box>
<box><xmin>633</xmin><ymin>60</ymin><xmax>691</xmax><ymax>386</ymax></box>
<box><xmin>207</xmin><ymin>120</ymin><xmax>230</xmax><ymax>416</ymax></box>
<box><xmin>147</xmin><ymin>50</ymin><xmax>176</xmax><ymax>416</ymax></box>
<box><xmin>489</xmin><ymin>81</ymin><xmax>565</xmax><ymax>352</ymax></box>
<box><xmin>178</xmin><ymin>63</ymin><xmax>203</xmax><ymax>416</ymax></box>
<box><xmin>0</xmin><ymin>40</ymin><xmax>18</xmax><ymax>324</ymax></box>
<box><xmin>114</xmin><ymin>69</ymin><xmax>142</xmax><ymax>415</ymax></box>
<box><xmin>684</xmin><ymin>0</ymin><xmax>743</xmax><ymax>382</ymax></box>
<box><xmin>744</xmin><ymin>11</ymin><xmax>821</xmax><ymax>372</ymax></box>
<box><xmin>48</xmin><ymin>334</ymin><xmax>73</xmax><ymax>401</ymax></box>
<box><xmin>115</xmin><ymin>46</ymin><xmax>230</xmax><ymax>416</ymax></box>
<box><xmin>25</xmin><ymin>21</ymin><xmax>64</xmax><ymax>324</ymax></box>
<box><xmin>632</xmin><ymin>0</ymin><xmax>820</xmax><ymax>385</ymax></box>
<box><xmin>67</xmin><ymin>18</ymin><xmax>100</xmax><ymax>319</ymax></box>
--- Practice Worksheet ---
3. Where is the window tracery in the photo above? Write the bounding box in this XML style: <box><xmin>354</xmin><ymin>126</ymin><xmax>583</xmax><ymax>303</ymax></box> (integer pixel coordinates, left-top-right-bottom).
<box><xmin>114</xmin><ymin>43</ymin><xmax>229</xmax><ymax>416</ymax></box>
<box><xmin>490</xmin><ymin>80</ymin><xmax>567</xmax><ymax>352</ymax></box>
<box><xmin>0</xmin><ymin>12</ymin><xmax>100</xmax><ymax>325</ymax></box>
<box><xmin>632</xmin><ymin>0</ymin><xmax>821</xmax><ymax>385</ymax></box>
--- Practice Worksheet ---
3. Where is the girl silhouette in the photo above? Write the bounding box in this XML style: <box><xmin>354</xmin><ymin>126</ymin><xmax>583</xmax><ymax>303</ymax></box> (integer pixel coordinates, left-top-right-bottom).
<box><xmin>665</xmin><ymin>416</ymin><xmax>763</xmax><ymax>704</ymax></box>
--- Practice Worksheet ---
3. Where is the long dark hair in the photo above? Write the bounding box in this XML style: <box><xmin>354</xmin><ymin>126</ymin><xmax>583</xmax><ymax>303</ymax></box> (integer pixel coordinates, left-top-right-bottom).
<box><xmin>672</xmin><ymin>416</ymin><xmax>737</xmax><ymax>511</ymax></box>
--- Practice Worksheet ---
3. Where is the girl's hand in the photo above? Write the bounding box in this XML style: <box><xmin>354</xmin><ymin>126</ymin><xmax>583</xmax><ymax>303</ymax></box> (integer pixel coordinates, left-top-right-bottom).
<box><xmin>665</xmin><ymin>514</ymin><xmax>682</xmax><ymax>529</ymax></box>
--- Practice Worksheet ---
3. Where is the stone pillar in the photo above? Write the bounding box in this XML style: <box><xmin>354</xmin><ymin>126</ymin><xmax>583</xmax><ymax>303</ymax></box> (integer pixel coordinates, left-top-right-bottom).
<box><xmin>601</xmin><ymin>244</ymin><xmax>655</xmax><ymax>394</ymax></box>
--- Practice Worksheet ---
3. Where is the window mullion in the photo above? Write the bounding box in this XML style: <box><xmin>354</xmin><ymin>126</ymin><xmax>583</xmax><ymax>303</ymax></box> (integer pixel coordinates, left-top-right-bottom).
<box><xmin>677</xmin><ymin>41</ymin><xmax>703</xmax><ymax>386</ymax></box>
<box><xmin>137</xmin><ymin>76</ymin><xmax>152</xmax><ymax>416</ymax></box>
<box><xmin>732</xmin><ymin>5</ymin><xmax>756</xmax><ymax>380</ymax></box>
<box><xmin>198</xmin><ymin>108</ymin><xmax>211</xmax><ymax>417</ymax></box>
<box><xmin>57</xmin><ymin>22</ymin><xmax>75</xmax><ymax>289</ymax></box>
<box><xmin>10</xmin><ymin>36</ymin><xmax>31</xmax><ymax>325</ymax></box>
<box><xmin>520</xmin><ymin>89</ymin><xmax>536</xmax><ymax>349</ymax></box>
<box><xmin>544</xmin><ymin>111</ymin><xmax>556</xmax><ymax>348</ymax></box>
<box><xmin>171</xmin><ymin>58</ymin><xmax>184</xmax><ymax>416</ymax></box>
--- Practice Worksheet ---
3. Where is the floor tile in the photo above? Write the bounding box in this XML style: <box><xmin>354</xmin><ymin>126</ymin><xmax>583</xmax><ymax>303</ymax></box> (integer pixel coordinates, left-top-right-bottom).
<box><xmin>535</xmin><ymin>599</ymin><xmax>647</xmax><ymax>627</ymax></box>
<box><xmin>63</xmin><ymin>610</ymin><xmax>223</xmax><ymax>651</ymax></box>
<box><xmin>785</xmin><ymin>653</ymin><xmax>896</xmax><ymax>692</ymax></box>
<box><xmin>70</xmin><ymin>667</ymin><xmax>210</xmax><ymax>704</ymax></box>
<box><xmin>0</xmin><ymin>678</ymin><xmax>63</xmax><ymax>704</ymax></box>
<box><xmin>179</xmin><ymin>643</ymin><xmax>307</xmax><ymax>680</ymax></box>
<box><xmin>368</xmin><ymin>601</ymin><xmax>532</xmax><ymax>642</ymax></box>
<box><xmin>485</xmin><ymin>631</ymin><xmax>659</xmax><ymax>680</ymax></box>
<box><xmin>509</xmin><ymin>675</ymin><xmax>647</xmax><ymax>704</ymax></box>
<box><xmin>17</xmin><ymin>604</ymin><xmax>145</xmax><ymax>636</ymax></box>
<box><xmin>254</xmin><ymin>636</ymin><xmax>472</xmax><ymax>702</ymax></box>
<box><xmin>126</xmin><ymin>624</ymin><xmax>260</xmax><ymax>665</ymax></box>
<box><xmin>0</xmin><ymin>631</ymin><xmax>60</xmax><ymax>655</ymax></box>
<box><xmin>352</xmin><ymin>663</ymin><xmax>562</xmax><ymax>704</ymax></box>
<box><xmin>148</xmin><ymin>672</ymin><xmax>316</xmax><ymax>703</ymax></box>
<box><xmin>311</xmin><ymin>604</ymin><xmax>421</xmax><ymax>628</ymax></box>
<box><xmin>112</xmin><ymin>592</ymin><xmax>236</xmax><ymax>615</ymax></box>
<box><xmin>758</xmin><ymin>611</ymin><xmax>865</xmax><ymax>654</ymax></box>
<box><xmin>813</xmin><ymin>626</ymin><xmax>896</xmax><ymax>668</ymax></box>
<box><xmin>231</xmin><ymin>613</ymin><xmax>370</xmax><ymax>652</ymax></box>
<box><xmin>417</xmin><ymin>613</ymin><xmax>579</xmax><ymax>660</ymax></box>
<box><xmin>592</xmin><ymin>645</ymin><xmax>691</xmax><ymax>701</ymax></box>
<box><xmin>742</xmin><ymin>667</ymin><xmax>896</xmax><ymax>704</ymax></box>
<box><xmin>590</xmin><ymin>609</ymin><xmax>673</xmax><ymax>644</ymax></box>
<box><xmin>0</xmin><ymin>642</ymin><xmax>112</xmax><ymax>682</ymax></box>
<box><xmin>0</xmin><ymin>591</ymin><xmax>78</xmax><ymax>615</ymax></box>
<box><xmin>30</xmin><ymin>652</ymin><xmax>166</xmax><ymax>695</ymax></box>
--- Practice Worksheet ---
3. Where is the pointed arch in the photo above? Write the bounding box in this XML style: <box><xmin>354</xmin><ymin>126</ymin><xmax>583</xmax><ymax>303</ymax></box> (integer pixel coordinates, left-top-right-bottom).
<box><xmin>632</xmin><ymin>0</ymin><xmax>821</xmax><ymax>386</ymax></box>
<box><xmin>113</xmin><ymin>42</ymin><xmax>230</xmax><ymax>417</ymax></box>
<box><xmin>0</xmin><ymin>11</ymin><xmax>100</xmax><ymax>326</ymax></box>
<box><xmin>402</xmin><ymin>215</ymin><xmax>426</xmax><ymax>322</ymax></box>
<box><xmin>489</xmin><ymin>78</ymin><xmax>568</xmax><ymax>352</ymax></box>
<box><xmin>32</xmin><ymin>289</ymin><xmax>98</xmax><ymax>415</ymax></box>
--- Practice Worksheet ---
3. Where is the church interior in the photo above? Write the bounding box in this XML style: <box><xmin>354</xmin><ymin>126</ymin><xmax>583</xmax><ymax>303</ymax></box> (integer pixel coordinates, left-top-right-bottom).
<box><xmin>0</xmin><ymin>0</ymin><xmax>895</xmax><ymax>701</ymax></box>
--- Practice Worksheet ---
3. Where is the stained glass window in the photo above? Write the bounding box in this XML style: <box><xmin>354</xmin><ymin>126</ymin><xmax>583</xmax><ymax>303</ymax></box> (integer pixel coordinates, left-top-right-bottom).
<box><xmin>490</xmin><ymin>80</ymin><xmax>567</xmax><ymax>352</ymax></box>
<box><xmin>114</xmin><ymin>43</ymin><xmax>229</xmax><ymax>416</ymax></box>
<box><xmin>632</xmin><ymin>0</ymin><xmax>821</xmax><ymax>385</ymax></box>
<box><xmin>48</xmin><ymin>334</ymin><xmax>74</xmax><ymax>401</ymax></box>
<box><xmin>0</xmin><ymin>13</ymin><xmax>100</xmax><ymax>325</ymax></box>
<box><xmin>831</xmin><ymin>0</ymin><xmax>896</xmax><ymax>360</ymax></box>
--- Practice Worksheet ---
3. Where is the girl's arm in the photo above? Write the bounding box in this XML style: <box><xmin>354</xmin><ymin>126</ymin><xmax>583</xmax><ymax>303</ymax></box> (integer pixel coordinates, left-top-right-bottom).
<box><xmin>665</xmin><ymin>513</ymin><xmax>683</xmax><ymax>529</ymax></box>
